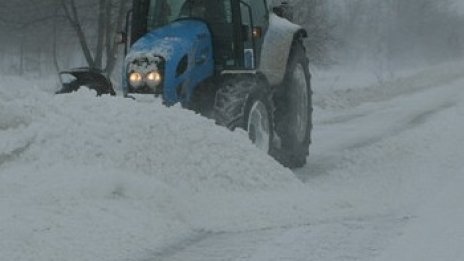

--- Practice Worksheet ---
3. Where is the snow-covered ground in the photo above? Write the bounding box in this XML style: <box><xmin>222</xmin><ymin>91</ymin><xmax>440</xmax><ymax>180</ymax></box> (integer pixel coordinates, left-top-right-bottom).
<box><xmin>0</xmin><ymin>78</ymin><xmax>315</xmax><ymax>260</ymax></box>
<box><xmin>1</xmin><ymin>61</ymin><xmax>464</xmax><ymax>260</ymax></box>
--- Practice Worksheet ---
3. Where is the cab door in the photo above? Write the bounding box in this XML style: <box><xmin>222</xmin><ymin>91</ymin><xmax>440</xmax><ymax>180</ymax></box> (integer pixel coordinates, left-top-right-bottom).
<box><xmin>239</xmin><ymin>0</ymin><xmax>269</xmax><ymax>69</ymax></box>
<box><xmin>203</xmin><ymin>0</ymin><xmax>237</xmax><ymax>69</ymax></box>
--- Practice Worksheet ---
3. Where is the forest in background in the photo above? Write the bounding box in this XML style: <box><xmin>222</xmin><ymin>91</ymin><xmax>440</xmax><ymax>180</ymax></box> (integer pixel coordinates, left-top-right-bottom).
<box><xmin>0</xmin><ymin>0</ymin><xmax>463</xmax><ymax>78</ymax></box>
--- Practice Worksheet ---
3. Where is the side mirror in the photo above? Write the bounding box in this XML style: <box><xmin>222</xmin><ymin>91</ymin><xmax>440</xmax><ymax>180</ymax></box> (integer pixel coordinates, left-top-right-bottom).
<box><xmin>273</xmin><ymin>2</ymin><xmax>294</xmax><ymax>21</ymax></box>
<box><xmin>115</xmin><ymin>31</ymin><xmax>127</xmax><ymax>45</ymax></box>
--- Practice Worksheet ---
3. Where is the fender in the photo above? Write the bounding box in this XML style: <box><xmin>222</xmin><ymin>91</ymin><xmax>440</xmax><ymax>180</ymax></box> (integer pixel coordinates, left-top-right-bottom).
<box><xmin>258</xmin><ymin>13</ymin><xmax>307</xmax><ymax>86</ymax></box>
<box><xmin>123</xmin><ymin>19</ymin><xmax>214</xmax><ymax>105</ymax></box>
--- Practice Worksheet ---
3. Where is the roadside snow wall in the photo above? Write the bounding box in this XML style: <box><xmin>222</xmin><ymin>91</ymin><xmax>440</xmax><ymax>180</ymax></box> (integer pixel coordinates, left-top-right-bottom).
<box><xmin>0</xmin><ymin>80</ymin><xmax>309</xmax><ymax>261</ymax></box>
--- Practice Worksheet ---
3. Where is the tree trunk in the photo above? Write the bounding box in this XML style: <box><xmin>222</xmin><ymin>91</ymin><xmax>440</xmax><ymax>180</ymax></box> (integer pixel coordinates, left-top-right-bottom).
<box><xmin>61</xmin><ymin>0</ymin><xmax>95</xmax><ymax>68</ymax></box>
<box><xmin>52</xmin><ymin>5</ymin><xmax>61</xmax><ymax>74</ymax></box>
<box><xmin>94</xmin><ymin>0</ymin><xmax>106</xmax><ymax>69</ymax></box>
<box><xmin>19</xmin><ymin>34</ymin><xmax>25</xmax><ymax>76</ymax></box>
<box><xmin>105</xmin><ymin>0</ymin><xmax>128</xmax><ymax>76</ymax></box>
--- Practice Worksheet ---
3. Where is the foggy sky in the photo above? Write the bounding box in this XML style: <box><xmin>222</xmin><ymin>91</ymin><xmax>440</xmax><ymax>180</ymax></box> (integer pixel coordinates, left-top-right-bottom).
<box><xmin>453</xmin><ymin>0</ymin><xmax>464</xmax><ymax>13</ymax></box>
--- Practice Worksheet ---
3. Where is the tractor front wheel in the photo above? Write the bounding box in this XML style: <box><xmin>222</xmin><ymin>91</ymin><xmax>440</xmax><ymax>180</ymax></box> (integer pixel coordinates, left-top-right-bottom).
<box><xmin>273</xmin><ymin>40</ymin><xmax>313</xmax><ymax>168</ymax></box>
<box><xmin>214</xmin><ymin>76</ymin><xmax>274</xmax><ymax>154</ymax></box>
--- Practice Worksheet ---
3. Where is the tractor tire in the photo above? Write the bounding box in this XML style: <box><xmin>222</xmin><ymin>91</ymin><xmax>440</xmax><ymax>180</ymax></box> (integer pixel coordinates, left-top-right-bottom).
<box><xmin>273</xmin><ymin>40</ymin><xmax>313</xmax><ymax>168</ymax></box>
<box><xmin>188</xmin><ymin>81</ymin><xmax>217</xmax><ymax>118</ymax></box>
<box><xmin>214</xmin><ymin>76</ymin><xmax>274</xmax><ymax>153</ymax></box>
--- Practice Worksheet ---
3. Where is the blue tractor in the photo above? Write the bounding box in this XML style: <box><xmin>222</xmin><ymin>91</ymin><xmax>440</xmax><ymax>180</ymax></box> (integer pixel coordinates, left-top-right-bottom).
<box><xmin>60</xmin><ymin>0</ymin><xmax>312</xmax><ymax>168</ymax></box>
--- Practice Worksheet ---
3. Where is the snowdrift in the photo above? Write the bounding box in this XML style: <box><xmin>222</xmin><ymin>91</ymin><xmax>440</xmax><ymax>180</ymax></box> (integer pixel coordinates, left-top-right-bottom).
<box><xmin>0</xmin><ymin>81</ymin><xmax>310</xmax><ymax>261</ymax></box>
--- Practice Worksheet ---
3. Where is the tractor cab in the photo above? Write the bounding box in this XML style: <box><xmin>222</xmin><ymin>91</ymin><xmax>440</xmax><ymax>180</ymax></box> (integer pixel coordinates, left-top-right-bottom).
<box><xmin>129</xmin><ymin>0</ymin><xmax>269</xmax><ymax>71</ymax></box>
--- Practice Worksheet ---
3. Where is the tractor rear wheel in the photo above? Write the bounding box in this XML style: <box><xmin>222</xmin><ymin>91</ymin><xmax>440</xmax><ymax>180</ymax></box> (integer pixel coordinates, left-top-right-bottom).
<box><xmin>214</xmin><ymin>76</ymin><xmax>274</xmax><ymax>153</ymax></box>
<box><xmin>273</xmin><ymin>40</ymin><xmax>313</xmax><ymax>168</ymax></box>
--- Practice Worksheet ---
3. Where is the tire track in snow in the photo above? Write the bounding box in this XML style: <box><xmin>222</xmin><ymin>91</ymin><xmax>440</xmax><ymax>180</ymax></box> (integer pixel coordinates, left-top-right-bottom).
<box><xmin>0</xmin><ymin>120</ymin><xmax>36</xmax><ymax>168</ymax></box>
<box><xmin>298</xmin><ymin>99</ymin><xmax>458</xmax><ymax>181</ymax></box>
<box><xmin>315</xmin><ymin>62</ymin><xmax>464</xmax><ymax>111</ymax></box>
<box><xmin>0</xmin><ymin>141</ymin><xmax>33</xmax><ymax>168</ymax></box>
<box><xmin>299</xmin><ymin>76</ymin><xmax>463</xmax><ymax>181</ymax></box>
<box><xmin>141</xmin><ymin>231</ymin><xmax>212</xmax><ymax>261</ymax></box>
<box><xmin>345</xmin><ymin>100</ymin><xmax>456</xmax><ymax>151</ymax></box>
<box><xmin>147</xmin><ymin>214</ymin><xmax>409</xmax><ymax>261</ymax></box>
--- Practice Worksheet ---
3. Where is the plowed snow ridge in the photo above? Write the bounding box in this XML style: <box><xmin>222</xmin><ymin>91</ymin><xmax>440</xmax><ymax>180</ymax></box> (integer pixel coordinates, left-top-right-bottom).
<box><xmin>0</xmin><ymin>84</ymin><xmax>312</xmax><ymax>261</ymax></box>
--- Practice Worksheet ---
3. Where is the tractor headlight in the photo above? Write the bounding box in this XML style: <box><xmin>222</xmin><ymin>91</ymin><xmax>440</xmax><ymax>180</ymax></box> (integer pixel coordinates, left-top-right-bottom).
<box><xmin>129</xmin><ymin>72</ymin><xmax>143</xmax><ymax>88</ymax></box>
<box><xmin>146</xmin><ymin>71</ymin><xmax>162</xmax><ymax>89</ymax></box>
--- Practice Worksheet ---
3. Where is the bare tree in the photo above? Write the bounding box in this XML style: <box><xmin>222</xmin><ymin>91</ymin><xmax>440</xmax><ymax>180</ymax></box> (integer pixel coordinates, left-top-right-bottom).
<box><xmin>293</xmin><ymin>0</ymin><xmax>336</xmax><ymax>66</ymax></box>
<box><xmin>60</xmin><ymin>0</ymin><xmax>128</xmax><ymax>75</ymax></box>
<box><xmin>331</xmin><ymin>0</ymin><xmax>463</xmax><ymax>66</ymax></box>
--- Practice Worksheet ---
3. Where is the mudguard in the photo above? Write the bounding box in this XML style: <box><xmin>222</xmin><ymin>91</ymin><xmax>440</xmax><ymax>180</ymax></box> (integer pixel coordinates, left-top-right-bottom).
<box><xmin>259</xmin><ymin>13</ymin><xmax>306</xmax><ymax>86</ymax></box>
<box><xmin>123</xmin><ymin>19</ymin><xmax>214</xmax><ymax>105</ymax></box>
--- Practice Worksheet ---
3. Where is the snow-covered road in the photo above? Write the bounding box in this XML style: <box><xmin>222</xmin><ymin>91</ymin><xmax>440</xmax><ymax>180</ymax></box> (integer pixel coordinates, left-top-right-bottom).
<box><xmin>153</xmin><ymin>63</ymin><xmax>464</xmax><ymax>261</ymax></box>
<box><xmin>1</xmin><ymin>62</ymin><xmax>463</xmax><ymax>261</ymax></box>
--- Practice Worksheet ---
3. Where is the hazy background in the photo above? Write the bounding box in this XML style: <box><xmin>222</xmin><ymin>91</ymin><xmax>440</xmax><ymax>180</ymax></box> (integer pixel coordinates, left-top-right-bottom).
<box><xmin>0</xmin><ymin>0</ymin><xmax>463</xmax><ymax>80</ymax></box>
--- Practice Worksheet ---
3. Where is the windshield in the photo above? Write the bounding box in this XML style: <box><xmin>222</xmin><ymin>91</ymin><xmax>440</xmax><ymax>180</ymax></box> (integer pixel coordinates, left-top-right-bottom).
<box><xmin>147</xmin><ymin>0</ymin><xmax>208</xmax><ymax>31</ymax></box>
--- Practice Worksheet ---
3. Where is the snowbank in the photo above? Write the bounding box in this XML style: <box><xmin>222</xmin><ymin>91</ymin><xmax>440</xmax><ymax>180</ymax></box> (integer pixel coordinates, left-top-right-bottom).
<box><xmin>0</xmin><ymin>82</ymin><xmax>309</xmax><ymax>261</ymax></box>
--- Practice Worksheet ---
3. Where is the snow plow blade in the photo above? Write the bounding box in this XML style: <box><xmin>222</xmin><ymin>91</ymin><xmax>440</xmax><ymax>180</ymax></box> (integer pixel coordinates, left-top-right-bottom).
<box><xmin>56</xmin><ymin>68</ymin><xmax>116</xmax><ymax>96</ymax></box>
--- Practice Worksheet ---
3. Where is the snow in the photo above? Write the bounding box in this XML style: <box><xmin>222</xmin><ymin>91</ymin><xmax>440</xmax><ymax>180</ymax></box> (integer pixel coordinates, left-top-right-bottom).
<box><xmin>2</xmin><ymin>61</ymin><xmax>464</xmax><ymax>260</ymax></box>
<box><xmin>375</xmin><ymin>175</ymin><xmax>464</xmax><ymax>261</ymax></box>
<box><xmin>159</xmin><ymin>62</ymin><xmax>464</xmax><ymax>260</ymax></box>
<box><xmin>126</xmin><ymin>53</ymin><xmax>162</xmax><ymax>75</ymax></box>
<box><xmin>0</xmin><ymin>79</ymin><xmax>314</xmax><ymax>260</ymax></box>
<box><xmin>370</xmin><ymin>86</ymin><xmax>464</xmax><ymax>261</ymax></box>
